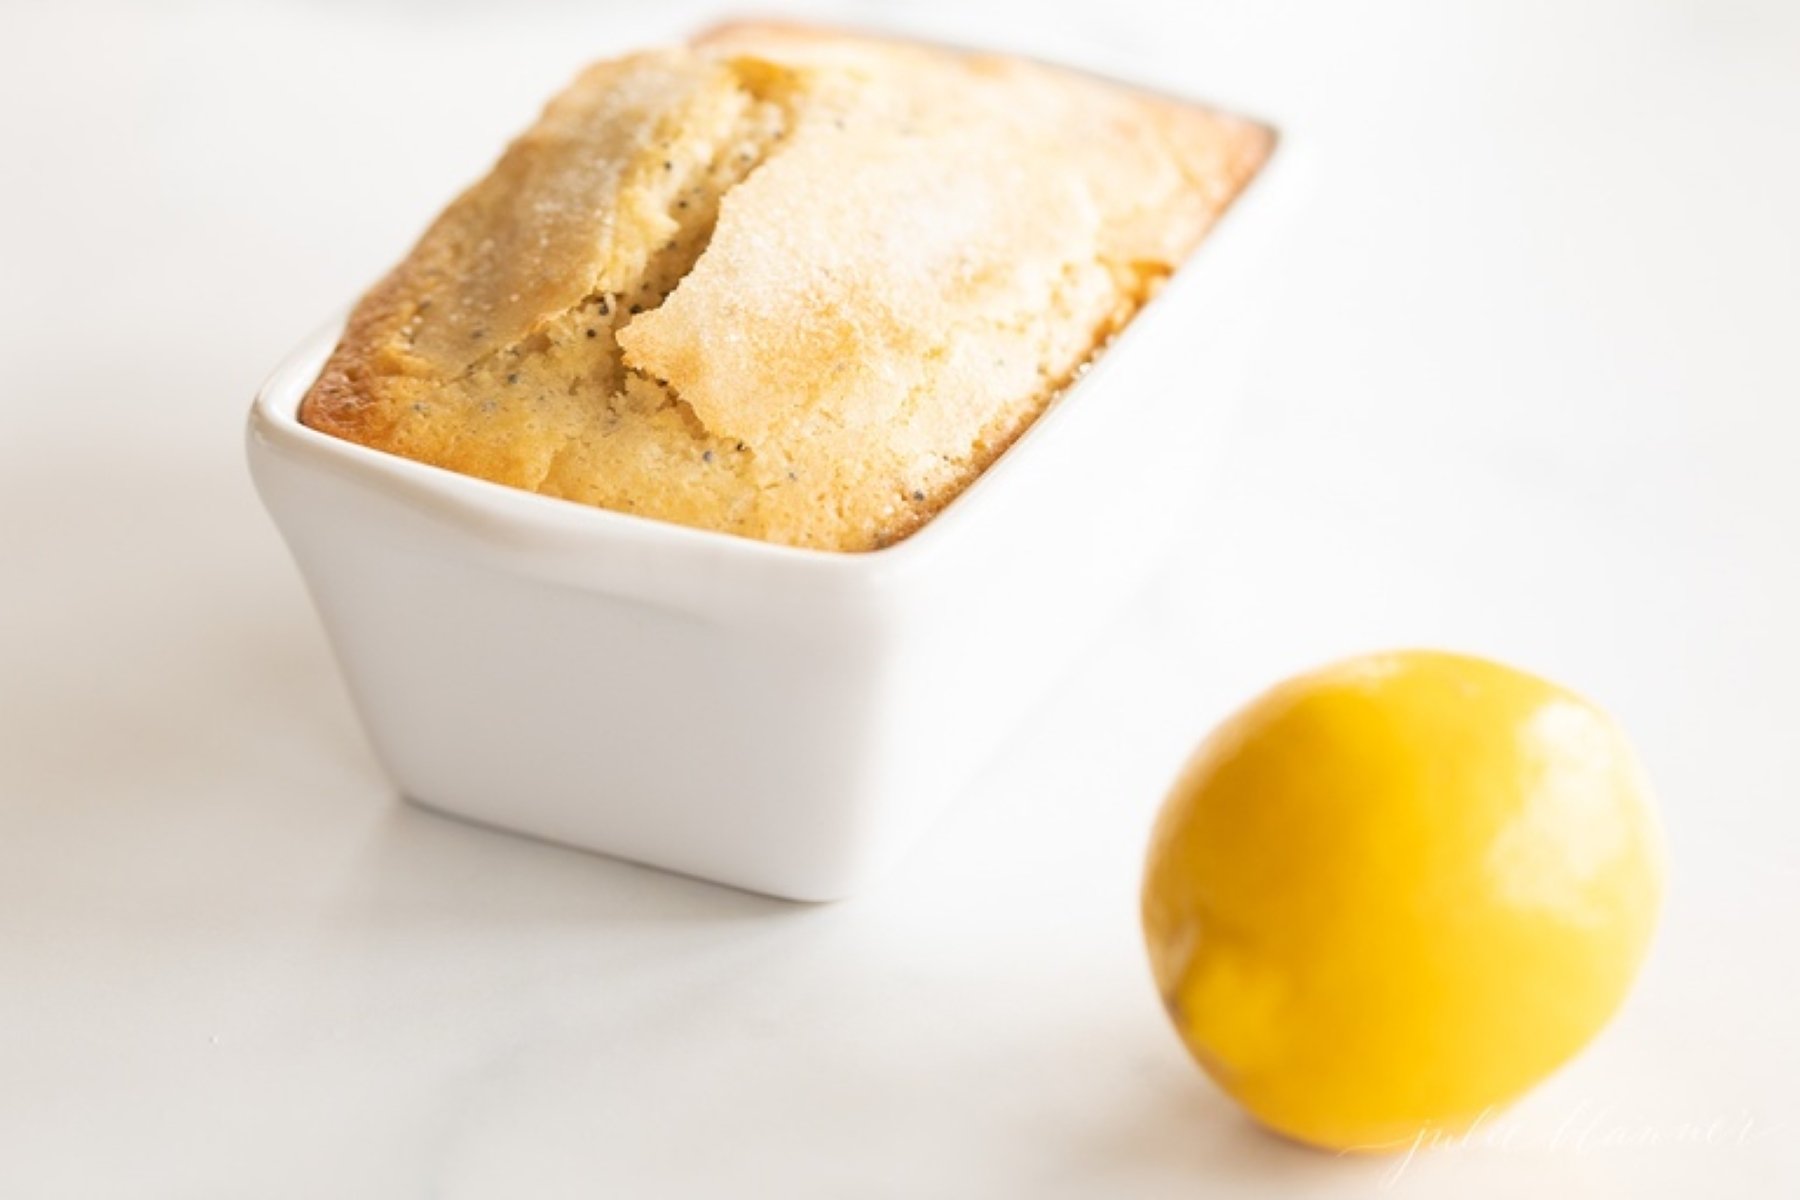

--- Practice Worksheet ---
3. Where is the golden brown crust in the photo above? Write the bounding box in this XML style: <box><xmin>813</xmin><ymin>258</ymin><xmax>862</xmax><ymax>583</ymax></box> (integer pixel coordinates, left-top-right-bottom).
<box><xmin>299</xmin><ymin>24</ymin><xmax>1271</xmax><ymax>551</ymax></box>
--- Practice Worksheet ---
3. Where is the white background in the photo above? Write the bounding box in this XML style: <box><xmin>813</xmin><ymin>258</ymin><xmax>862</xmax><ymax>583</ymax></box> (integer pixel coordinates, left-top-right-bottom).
<box><xmin>2</xmin><ymin>0</ymin><xmax>1796</xmax><ymax>1194</ymax></box>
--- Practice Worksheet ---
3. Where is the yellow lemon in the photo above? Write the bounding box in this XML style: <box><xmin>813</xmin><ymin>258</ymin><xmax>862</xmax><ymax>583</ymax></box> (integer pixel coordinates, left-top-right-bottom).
<box><xmin>1142</xmin><ymin>650</ymin><xmax>1664</xmax><ymax>1152</ymax></box>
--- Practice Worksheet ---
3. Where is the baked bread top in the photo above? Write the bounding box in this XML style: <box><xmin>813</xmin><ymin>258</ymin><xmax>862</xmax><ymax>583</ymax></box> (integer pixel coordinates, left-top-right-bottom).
<box><xmin>298</xmin><ymin>23</ymin><xmax>1272</xmax><ymax>551</ymax></box>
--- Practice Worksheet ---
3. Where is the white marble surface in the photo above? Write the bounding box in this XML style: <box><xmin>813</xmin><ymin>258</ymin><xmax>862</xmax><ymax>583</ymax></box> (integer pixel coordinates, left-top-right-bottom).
<box><xmin>3</xmin><ymin>0</ymin><xmax>1797</xmax><ymax>1195</ymax></box>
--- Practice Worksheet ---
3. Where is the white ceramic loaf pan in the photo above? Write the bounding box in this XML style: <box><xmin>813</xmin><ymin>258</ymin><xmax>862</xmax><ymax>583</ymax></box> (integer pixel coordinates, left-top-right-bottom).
<box><xmin>248</xmin><ymin>97</ymin><xmax>1304</xmax><ymax>902</ymax></box>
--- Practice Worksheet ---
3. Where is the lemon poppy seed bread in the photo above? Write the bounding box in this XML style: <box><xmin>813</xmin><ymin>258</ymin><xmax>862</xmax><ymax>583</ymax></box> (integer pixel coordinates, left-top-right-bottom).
<box><xmin>298</xmin><ymin>23</ymin><xmax>1272</xmax><ymax>551</ymax></box>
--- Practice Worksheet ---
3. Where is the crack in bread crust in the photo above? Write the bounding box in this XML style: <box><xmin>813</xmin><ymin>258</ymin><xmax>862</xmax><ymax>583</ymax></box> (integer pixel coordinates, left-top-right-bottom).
<box><xmin>498</xmin><ymin>75</ymin><xmax>793</xmax><ymax>495</ymax></box>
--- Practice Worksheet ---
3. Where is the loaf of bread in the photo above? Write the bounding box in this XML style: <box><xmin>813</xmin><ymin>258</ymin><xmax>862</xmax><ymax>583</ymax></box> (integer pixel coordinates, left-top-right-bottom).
<box><xmin>299</xmin><ymin>23</ymin><xmax>1271</xmax><ymax>551</ymax></box>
